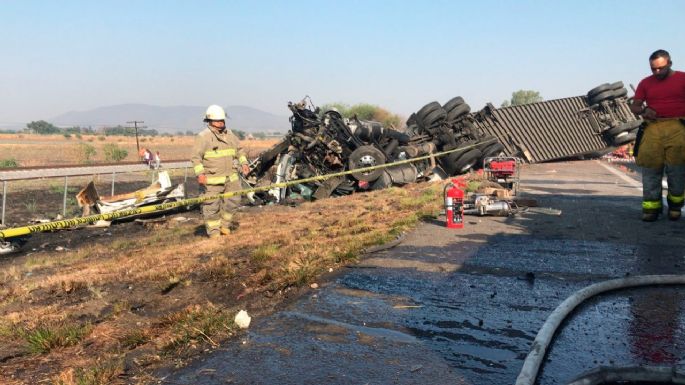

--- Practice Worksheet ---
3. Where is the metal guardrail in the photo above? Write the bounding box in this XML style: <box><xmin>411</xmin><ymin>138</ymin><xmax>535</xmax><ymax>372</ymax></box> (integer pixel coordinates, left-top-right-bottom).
<box><xmin>0</xmin><ymin>161</ymin><xmax>192</xmax><ymax>226</ymax></box>
<box><xmin>0</xmin><ymin>161</ymin><xmax>191</xmax><ymax>181</ymax></box>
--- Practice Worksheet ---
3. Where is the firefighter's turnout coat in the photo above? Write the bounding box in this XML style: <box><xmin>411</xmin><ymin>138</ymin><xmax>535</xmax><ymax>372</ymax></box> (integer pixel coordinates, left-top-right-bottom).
<box><xmin>191</xmin><ymin>126</ymin><xmax>248</xmax><ymax>235</ymax></box>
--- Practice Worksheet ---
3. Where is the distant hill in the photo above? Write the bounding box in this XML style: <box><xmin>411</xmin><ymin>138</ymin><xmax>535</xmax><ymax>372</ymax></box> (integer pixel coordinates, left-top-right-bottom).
<box><xmin>51</xmin><ymin>104</ymin><xmax>289</xmax><ymax>134</ymax></box>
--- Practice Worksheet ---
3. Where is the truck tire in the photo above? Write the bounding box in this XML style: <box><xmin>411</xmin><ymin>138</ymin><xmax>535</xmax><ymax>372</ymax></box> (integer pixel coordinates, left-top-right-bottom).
<box><xmin>443</xmin><ymin>96</ymin><xmax>465</xmax><ymax>112</ymax></box>
<box><xmin>612</xmin><ymin>88</ymin><xmax>628</xmax><ymax>98</ymax></box>
<box><xmin>348</xmin><ymin>145</ymin><xmax>386</xmax><ymax>182</ymax></box>
<box><xmin>479</xmin><ymin>142</ymin><xmax>505</xmax><ymax>163</ymax></box>
<box><xmin>416</xmin><ymin>102</ymin><xmax>442</xmax><ymax>122</ymax></box>
<box><xmin>589</xmin><ymin>89</ymin><xmax>615</xmax><ymax>105</ymax></box>
<box><xmin>606</xmin><ymin>120</ymin><xmax>640</xmax><ymax>136</ymax></box>
<box><xmin>612</xmin><ymin>131</ymin><xmax>637</xmax><ymax>146</ymax></box>
<box><xmin>476</xmin><ymin>135</ymin><xmax>500</xmax><ymax>150</ymax></box>
<box><xmin>587</xmin><ymin>83</ymin><xmax>612</xmax><ymax>98</ymax></box>
<box><xmin>445</xmin><ymin>103</ymin><xmax>471</xmax><ymax>123</ymax></box>
<box><xmin>609</xmin><ymin>81</ymin><xmax>624</xmax><ymax>90</ymax></box>
<box><xmin>441</xmin><ymin>148</ymin><xmax>481</xmax><ymax>175</ymax></box>
<box><xmin>406</xmin><ymin>113</ymin><xmax>417</xmax><ymax>127</ymax></box>
<box><xmin>421</xmin><ymin>107</ymin><xmax>447</xmax><ymax>129</ymax></box>
<box><xmin>452</xmin><ymin>149</ymin><xmax>482</xmax><ymax>174</ymax></box>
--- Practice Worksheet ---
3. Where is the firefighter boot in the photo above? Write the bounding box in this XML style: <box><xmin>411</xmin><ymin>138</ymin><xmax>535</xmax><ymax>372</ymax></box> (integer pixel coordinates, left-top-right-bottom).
<box><xmin>665</xmin><ymin>164</ymin><xmax>685</xmax><ymax>221</ymax></box>
<box><xmin>668</xmin><ymin>209</ymin><xmax>682</xmax><ymax>221</ymax></box>
<box><xmin>642</xmin><ymin>211</ymin><xmax>660</xmax><ymax>222</ymax></box>
<box><xmin>641</xmin><ymin>167</ymin><xmax>663</xmax><ymax>222</ymax></box>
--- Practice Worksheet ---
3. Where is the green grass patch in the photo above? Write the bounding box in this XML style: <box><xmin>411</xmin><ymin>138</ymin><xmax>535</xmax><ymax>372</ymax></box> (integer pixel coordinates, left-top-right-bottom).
<box><xmin>55</xmin><ymin>357</ymin><xmax>125</xmax><ymax>385</ymax></box>
<box><xmin>251</xmin><ymin>244</ymin><xmax>280</xmax><ymax>265</ymax></box>
<box><xmin>286</xmin><ymin>256</ymin><xmax>317</xmax><ymax>287</ymax></box>
<box><xmin>332</xmin><ymin>249</ymin><xmax>359</xmax><ymax>263</ymax></box>
<box><xmin>23</xmin><ymin>322</ymin><xmax>92</xmax><ymax>354</ymax></box>
<box><xmin>162</xmin><ymin>306</ymin><xmax>234</xmax><ymax>353</ymax></box>
<box><xmin>465</xmin><ymin>180</ymin><xmax>481</xmax><ymax>192</ymax></box>
<box><xmin>120</xmin><ymin>330</ymin><xmax>150</xmax><ymax>349</ymax></box>
<box><xmin>390</xmin><ymin>213</ymin><xmax>419</xmax><ymax>236</ymax></box>
<box><xmin>0</xmin><ymin>158</ymin><xmax>19</xmax><ymax>168</ymax></box>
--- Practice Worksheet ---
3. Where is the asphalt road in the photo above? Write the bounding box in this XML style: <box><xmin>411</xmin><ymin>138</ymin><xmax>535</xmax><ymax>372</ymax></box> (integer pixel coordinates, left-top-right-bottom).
<box><xmin>165</xmin><ymin>160</ymin><xmax>685</xmax><ymax>385</ymax></box>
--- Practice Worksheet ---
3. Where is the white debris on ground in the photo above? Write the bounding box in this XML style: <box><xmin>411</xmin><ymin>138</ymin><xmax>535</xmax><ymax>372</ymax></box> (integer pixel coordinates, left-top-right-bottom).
<box><xmin>234</xmin><ymin>310</ymin><xmax>251</xmax><ymax>329</ymax></box>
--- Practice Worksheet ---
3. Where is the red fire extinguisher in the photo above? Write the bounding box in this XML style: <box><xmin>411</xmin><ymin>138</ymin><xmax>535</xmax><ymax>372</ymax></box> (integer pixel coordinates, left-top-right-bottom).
<box><xmin>444</xmin><ymin>178</ymin><xmax>465</xmax><ymax>228</ymax></box>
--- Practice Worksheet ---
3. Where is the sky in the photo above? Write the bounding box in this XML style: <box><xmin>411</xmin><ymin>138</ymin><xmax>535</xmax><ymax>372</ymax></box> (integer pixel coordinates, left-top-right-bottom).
<box><xmin>1</xmin><ymin>0</ymin><xmax>684</xmax><ymax>126</ymax></box>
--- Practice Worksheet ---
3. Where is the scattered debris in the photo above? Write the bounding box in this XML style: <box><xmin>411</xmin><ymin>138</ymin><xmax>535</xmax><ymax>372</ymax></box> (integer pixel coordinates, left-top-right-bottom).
<box><xmin>76</xmin><ymin>171</ymin><xmax>185</xmax><ymax>215</ymax></box>
<box><xmin>0</xmin><ymin>240</ymin><xmax>24</xmax><ymax>255</ymax></box>
<box><xmin>88</xmin><ymin>219</ymin><xmax>111</xmax><ymax>228</ymax></box>
<box><xmin>310</xmin><ymin>283</ymin><xmax>319</xmax><ymax>289</ymax></box>
<box><xmin>234</xmin><ymin>310</ymin><xmax>252</xmax><ymax>329</ymax></box>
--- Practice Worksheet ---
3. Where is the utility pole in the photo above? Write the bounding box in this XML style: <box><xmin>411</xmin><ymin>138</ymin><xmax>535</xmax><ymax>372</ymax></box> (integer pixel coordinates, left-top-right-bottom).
<box><xmin>126</xmin><ymin>120</ymin><xmax>147</xmax><ymax>159</ymax></box>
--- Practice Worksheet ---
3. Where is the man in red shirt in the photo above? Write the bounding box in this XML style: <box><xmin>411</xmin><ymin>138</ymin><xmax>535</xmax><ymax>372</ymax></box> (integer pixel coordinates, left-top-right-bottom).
<box><xmin>631</xmin><ymin>49</ymin><xmax>685</xmax><ymax>221</ymax></box>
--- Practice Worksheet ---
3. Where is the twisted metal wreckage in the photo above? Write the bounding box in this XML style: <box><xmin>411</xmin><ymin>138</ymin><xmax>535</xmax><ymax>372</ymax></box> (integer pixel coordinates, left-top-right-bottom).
<box><xmin>243</xmin><ymin>80</ymin><xmax>641</xmax><ymax>203</ymax></box>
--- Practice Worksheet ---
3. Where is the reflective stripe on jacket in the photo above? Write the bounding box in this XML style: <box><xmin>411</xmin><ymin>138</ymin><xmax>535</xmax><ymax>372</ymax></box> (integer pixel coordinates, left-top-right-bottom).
<box><xmin>191</xmin><ymin>126</ymin><xmax>247</xmax><ymax>185</ymax></box>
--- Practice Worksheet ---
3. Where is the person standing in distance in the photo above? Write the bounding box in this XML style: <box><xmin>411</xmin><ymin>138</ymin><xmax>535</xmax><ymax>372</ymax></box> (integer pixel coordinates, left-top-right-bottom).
<box><xmin>630</xmin><ymin>49</ymin><xmax>685</xmax><ymax>221</ymax></box>
<box><xmin>191</xmin><ymin>105</ymin><xmax>250</xmax><ymax>238</ymax></box>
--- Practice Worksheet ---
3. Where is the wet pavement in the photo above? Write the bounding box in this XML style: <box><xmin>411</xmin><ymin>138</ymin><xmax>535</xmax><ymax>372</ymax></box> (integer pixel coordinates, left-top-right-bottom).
<box><xmin>166</xmin><ymin>160</ymin><xmax>685</xmax><ymax>385</ymax></box>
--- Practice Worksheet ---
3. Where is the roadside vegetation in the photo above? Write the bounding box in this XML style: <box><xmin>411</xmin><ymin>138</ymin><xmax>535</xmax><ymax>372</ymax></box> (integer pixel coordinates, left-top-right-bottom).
<box><xmin>0</xmin><ymin>180</ymin><xmax>444</xmax><ymax>384</ymax></box>
<box><xmin>500</xmin><ymin>89</ymin><xmax>544</xmax><ymax>107</ymax></box>
<box><xmin>319</xmin><ymin>102</ymin><xmax>403</xmax><ymax>129</ymax></box>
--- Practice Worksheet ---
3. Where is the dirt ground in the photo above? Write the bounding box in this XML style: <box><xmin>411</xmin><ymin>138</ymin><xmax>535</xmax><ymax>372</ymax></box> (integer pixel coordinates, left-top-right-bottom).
<box><xmin>0</xmin><ymin>174</ymin><xmax>444</xmax><ymax>384</ymax></box>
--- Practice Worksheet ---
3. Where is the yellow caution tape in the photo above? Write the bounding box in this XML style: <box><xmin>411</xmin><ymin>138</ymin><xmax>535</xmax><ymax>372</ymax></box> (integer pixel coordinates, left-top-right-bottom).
<box><xmin>0</xmin><ymin>139</ymin><xmax>495</xmax><ymax>240</ymax></box>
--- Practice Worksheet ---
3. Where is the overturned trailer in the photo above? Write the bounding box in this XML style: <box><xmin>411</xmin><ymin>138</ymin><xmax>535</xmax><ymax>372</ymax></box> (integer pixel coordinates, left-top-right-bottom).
<box><xmin>460</xmin><ymin>81</ymin><xmax>640</xmax><ymax>163</ymax></box>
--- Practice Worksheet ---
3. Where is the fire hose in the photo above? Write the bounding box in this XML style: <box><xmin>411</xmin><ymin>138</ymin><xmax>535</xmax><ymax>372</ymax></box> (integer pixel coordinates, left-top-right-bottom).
<box><xmin>515</xmin><ymin>274</ymin><xmax>685</xmax><ymax>385</ymax></box>
<box><xmin>0</xmin><ymin>138</ymin><xmax>497</xmax><ymax>241</ymax></box>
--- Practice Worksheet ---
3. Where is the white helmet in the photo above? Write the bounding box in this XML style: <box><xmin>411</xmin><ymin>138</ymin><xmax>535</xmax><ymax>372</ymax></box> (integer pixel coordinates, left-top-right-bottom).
<box><xmin>205</xmin><ymin>104</ymin><xmax>226</xmax><ymax>121</ymax></box>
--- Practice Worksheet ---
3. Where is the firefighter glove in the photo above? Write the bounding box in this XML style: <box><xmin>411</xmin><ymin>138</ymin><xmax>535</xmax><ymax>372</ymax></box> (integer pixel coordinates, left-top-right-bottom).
<box><xmin>241</xmin><ymin>164</ymin><xmax>250</xmax><ymax>176</ymax></box>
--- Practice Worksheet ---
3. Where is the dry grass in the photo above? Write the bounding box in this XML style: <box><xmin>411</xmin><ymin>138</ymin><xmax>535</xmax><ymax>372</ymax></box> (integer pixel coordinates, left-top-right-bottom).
<box><xmin>0</xmin><ymin>178</ymin><xmax>446</xmax><ymax>384</ymax></box>
<box><xmin>0</xmin><ymin>133</ymin><xmax>278</xmax><ymax>167</ymax></box>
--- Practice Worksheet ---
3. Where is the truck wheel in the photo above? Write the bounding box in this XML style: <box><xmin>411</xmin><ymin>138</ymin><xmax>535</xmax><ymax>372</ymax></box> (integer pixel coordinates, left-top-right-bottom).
<box><xmin>479</xmin><ymin>142</ymin><xmax>505</xmax><ymax>164</ymax></box>
<box><xmin>609</xmin><ymin>81</ymin><xmax>624</xmax><ymax>90</ymax></box>
<box><xmin>476</xmin><ymin>135</ymin><xmax>499</xmax><ymax>150</ymax></box>
<box><xmin>443</xmin><ymin>96</ymin><xmax>465</xmax><ymax>112</ymax></box>
<box><xmin>452</xmin><ymin>149</ymin><xmax>482</xmax><ymax>174</ymax></box>
<box><xmin>587</xmin><ymin>83</ymin><xmax>612</xmax><ymax>98</ymax></box>
<box><xmin>349</xmin><ymin>145</ymin><xmax>386</xmax><ymax>182</ymax></box>
<box><xmin>421</xmin><ymin>107</ymin><xmax>447</xmax><ymax>129</ymax></box>
<box><xmin>606</xmin><ymin>120</ymin><xmax>640</xmax><ymax>136</ymax></box>
<box><xmin>589</xmin><ymin>89</ymin><xmax>615</xmax><ymax>105</ymax></box>
<box><xmin>406</xmin><ymin>113</ymin><xmax>417</xmax><ymax>126</ymax></box>
<box><xmin>612</xmin><ymin>88</ymin><xmax>628</xmax><ymax>98</ymax></box>
<box><xmin>612</xmin><ymin>132</ymin><xmax>637</xmax><ymax>146</ymax></box>
<box><xmin>445</xmin><ymin>103</ymin><xmax>471</xmax><ymax>123</ymax></box>
<box><xmin>416</xmin><ymin>102</ymin><xmax>442</xmax><ymax>122</ymax></box>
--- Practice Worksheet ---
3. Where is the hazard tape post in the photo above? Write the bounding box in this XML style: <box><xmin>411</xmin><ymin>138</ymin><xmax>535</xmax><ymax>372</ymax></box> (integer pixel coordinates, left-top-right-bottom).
<box><xmin>0</xmin><ymin>139</ymin><xmax>496</xmax><ymax>241</ymax></box>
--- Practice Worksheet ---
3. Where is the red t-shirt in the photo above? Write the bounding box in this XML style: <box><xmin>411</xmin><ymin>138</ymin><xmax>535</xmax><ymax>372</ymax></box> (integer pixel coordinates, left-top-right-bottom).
<box><xmin>635</xmin><ymin>70</ymin><xmax>685</xmax><ymax>118</ymax></box>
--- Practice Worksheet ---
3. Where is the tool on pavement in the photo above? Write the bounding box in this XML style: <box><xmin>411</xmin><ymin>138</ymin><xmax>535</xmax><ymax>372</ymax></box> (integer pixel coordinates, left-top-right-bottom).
<box><xmin>444</xmin><ymin>178</ymin><xmax>466</xmax><ymax>228</ymax></box>
<box><xmin>483</xmin><ymin>156</ymin><xmax>522</xmax><ymax>195</ymax></box>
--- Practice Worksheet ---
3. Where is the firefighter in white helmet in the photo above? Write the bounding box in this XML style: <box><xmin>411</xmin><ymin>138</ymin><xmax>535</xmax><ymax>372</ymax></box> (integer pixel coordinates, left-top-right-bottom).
<box><xmin>191</xmin><ymin>105</ymin><xmax>250</xmax><ymax>238</ymax></box>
